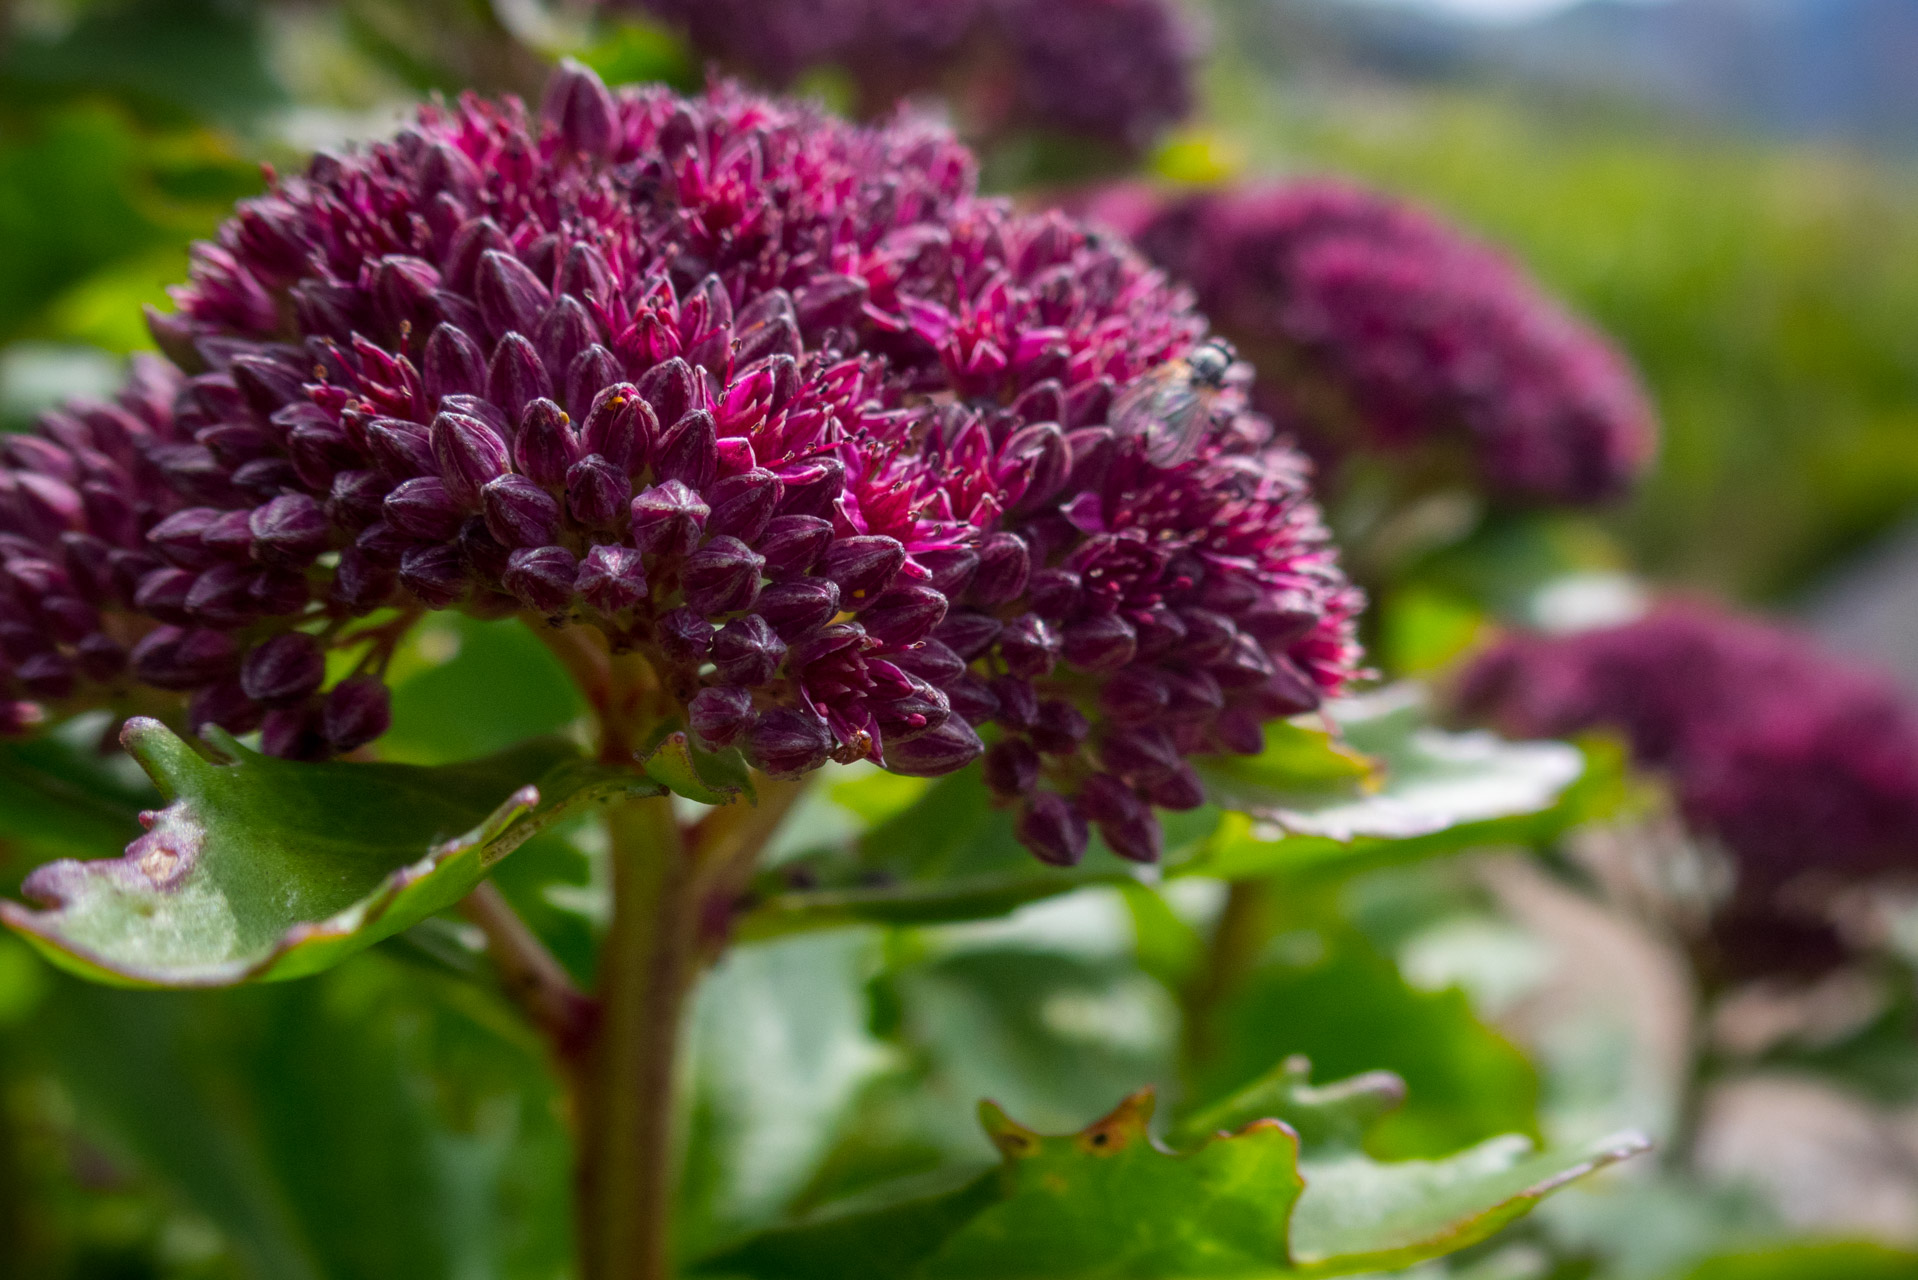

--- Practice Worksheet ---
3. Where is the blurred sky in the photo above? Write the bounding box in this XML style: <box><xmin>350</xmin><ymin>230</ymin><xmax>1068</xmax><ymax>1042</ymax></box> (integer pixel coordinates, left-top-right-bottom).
<box><xmin>1354</xmin><ymin>0</ymin><xmax>1667</xmax><ymax>22</ymax></box>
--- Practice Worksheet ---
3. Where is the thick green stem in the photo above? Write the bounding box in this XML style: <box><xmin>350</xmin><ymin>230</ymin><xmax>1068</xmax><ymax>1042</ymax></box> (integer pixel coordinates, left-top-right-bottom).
<box><xmin>1182</xmin><ymin>879</ymin><xmax>1276</xmax><ymax>1074</ymax></box>
<box><xmin>577</xmin><ymin>792</ymin><xmax>697</xmax><ymax>1280</ymax></box>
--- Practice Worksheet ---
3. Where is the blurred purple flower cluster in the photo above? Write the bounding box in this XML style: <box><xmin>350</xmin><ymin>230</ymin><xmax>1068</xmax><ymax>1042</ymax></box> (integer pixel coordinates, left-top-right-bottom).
<box><xmin>1458</xmin><ymin>602</ymin><xmax>1918</xmax><ymax>978</ymax></box>
<box><xmin>1092</xmin><ymin>179</ymin><xmax>1657</xmax><ymax>506</ymax></box>
<box><xmin>634</xmin><ymin>0</ymin><xmax>1197</xmax><ymax>155</ymax></box>
<box><xmin>0</xmin><ymin>65</ymin><xmax>1360</xmax><ymax>865</ymax></box>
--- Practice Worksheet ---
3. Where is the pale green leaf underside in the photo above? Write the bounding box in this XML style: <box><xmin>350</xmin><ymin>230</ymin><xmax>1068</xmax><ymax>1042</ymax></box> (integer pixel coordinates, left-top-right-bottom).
<box><xmin>1</xmin><ymin>717</ymin><xmax>659</xmax><ymax>987</ymax></box>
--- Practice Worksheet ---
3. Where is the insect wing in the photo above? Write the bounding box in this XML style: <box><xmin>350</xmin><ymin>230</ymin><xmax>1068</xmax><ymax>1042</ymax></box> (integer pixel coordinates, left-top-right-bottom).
<box><xmin>1114</xmin><ymin>365</ymin><xmax>1210</xmax><ymax>467</ymax></box>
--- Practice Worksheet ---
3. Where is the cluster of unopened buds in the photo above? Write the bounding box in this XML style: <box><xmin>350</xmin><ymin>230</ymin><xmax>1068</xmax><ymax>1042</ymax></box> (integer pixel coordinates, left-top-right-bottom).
<box><xmin>632</xmin><ymin>0</ymin><xmax>1197</xmax><ymax>155</ymax></box>
<box><xmin>1458</xmin><ymin>601</ymin><xmax>1918</xmax><ymax>979</ymax></box>
<box><xmin>0</xmin><ymin>63</ymin><xmax>1361</xmax><ymax>865</ymax></box>
<box><xmin>1092</xmin><ymin>179</ymin><xmax>1657</xmax><ymax>506</ymax></box>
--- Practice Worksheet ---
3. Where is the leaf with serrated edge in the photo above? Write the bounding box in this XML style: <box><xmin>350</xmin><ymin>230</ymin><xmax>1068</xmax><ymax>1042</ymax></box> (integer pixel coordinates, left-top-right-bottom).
<box><xmin>1289</xmin><ymin>1131</ymin><xmax>1651</xmax><ymax>1277</ymax></box>
<box><xmin>0</xmin><ymin>717</ymin><xmax>658</xmax><ymax>987</ymax></box>
<box><xmin>698</xmin><ymin>1083</ymin><xmax>1647</xmax><ymax>1279</ymax></box>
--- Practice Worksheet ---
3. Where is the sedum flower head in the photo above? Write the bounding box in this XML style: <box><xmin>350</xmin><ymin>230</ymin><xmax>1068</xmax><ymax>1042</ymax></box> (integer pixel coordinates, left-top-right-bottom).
<box><xmin>1095</xmin><ymin>179</ymin><xmax>1658</xmax><ymax>506</ymax></box>
<box><xmin>632</xmin><ymin>0</ymin><xmax>1197</xmax><ymax>156</ymax></box>
<box><xmin>0</xmin><ymin>65</ymin><xmax>1359</xmax><ymax>864</ymax></box>
<box><xmin>1457</xmin><ymin>602</ymin><xmax>1918</xmax><ymax>978</ymax></box>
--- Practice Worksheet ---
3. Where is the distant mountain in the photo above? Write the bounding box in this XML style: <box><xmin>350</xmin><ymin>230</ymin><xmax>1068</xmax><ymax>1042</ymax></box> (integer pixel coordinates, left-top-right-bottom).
<box><xmin>1229</xmin><ymin>0</ymin><xmax>1918</xmax><ymax>151</ymax></box>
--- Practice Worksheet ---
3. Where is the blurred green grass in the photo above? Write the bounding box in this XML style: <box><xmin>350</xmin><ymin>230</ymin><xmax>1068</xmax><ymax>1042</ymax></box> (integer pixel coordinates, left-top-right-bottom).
<box><xmin>1199</xmin><ymin>70</ymin><xmax>1918</xmax><ymax>602</ymax></box>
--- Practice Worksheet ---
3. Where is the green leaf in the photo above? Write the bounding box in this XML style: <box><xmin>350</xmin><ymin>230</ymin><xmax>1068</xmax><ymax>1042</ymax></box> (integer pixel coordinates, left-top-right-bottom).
<box><xmin>699</xmin><ymin>1088</ymin><xmax>1646</xmax><ymax>1279</ymax></box>
<box><xmin>0</xmin><ymin>715</ymin><xmax>156</xmax><ymax>885</ymax></box>
<box><xmin>1172</xmin><ymin>1056</ymin><xmax>1407</xmax><ymax>1154</ymax></box>
<box><xmin>380</xmin><ymin>613</ymin><xmax>586</xmax><ymax>765</ymax></box>
<box><xmin>1193</xmin><ymin>924</ymin><xmax>1540</xmax><ymax>1160</ymax></box>
<box><xmin>1287</xmin><ymin>1131</ymin><xmax>1650</xmax><ymax>1276</ymax></box>
<box><xmin>24</xmin><ymin>952</ymin><xmax>573</xmax><ymax>1280</ymax></box>
<box><xmin>680</xmin><ymin>930</ymin><xmax>891</xmax><ymax>1257</ymax></box>
<box><xmin>740</xmin><ymin>768</ymin><xmax>1217</xmax><ymax>938</ymax></box>
<box><xmin>1</xmin><ymin>718</ymin><xmax>659</xmax><ymax>987</ymax></box>
<box><xmin>642</xmin><ymin>726</ymin><xmax>755</xmax><ymax>806</ymax></box>
<box><xmin>1193</xmin><ymin>685</ymin><xmax>1593</xmax><ymax>881</ymax></box>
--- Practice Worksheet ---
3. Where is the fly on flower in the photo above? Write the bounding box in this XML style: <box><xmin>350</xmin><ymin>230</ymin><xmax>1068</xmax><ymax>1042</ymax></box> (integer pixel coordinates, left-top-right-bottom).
<box><xmin>1110</xmin><ymin>339</ymin><xmax>1235</xmax><ymax>466</ymax></box>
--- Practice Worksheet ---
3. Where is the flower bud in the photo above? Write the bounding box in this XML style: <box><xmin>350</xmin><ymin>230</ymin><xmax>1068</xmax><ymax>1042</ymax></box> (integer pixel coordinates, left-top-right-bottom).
<box><xmin>439</xmin><ymin>394</ymin><xmax>512</xmax><ymax>441</ymax></box>
<box><xmin>1179</xmin><ymin>608</ymin><xmax>1239</xmax><ymax>664</ymax></box>
<box><xmin>332</xmin><ymin>547</ymin><xmax>396</xmax><ymax>613</ymax></box>
<box><xmin>538</xmin><ymin>295</ymin><xmax>595</xmax><ymax>374</ymax></box>
<box><xmin>476</xmin><ymin>250</ymin><xmax>549</xmax><ymax>341</ymax></box>
<box><xmin>15</xmin><ymin>651</ymin><xmax>73</xmax><ymax>698</ymax></box>
<box><xmin>399</xmin><ymin>543</ymin><xmax>469</xmax><ymax>607</ymax></box>
<box><xmin>746</xmin><ymin>708</ymin><xmax>833</xmax><ymax>778</ymax></box>
<box><xmin>188</xmin><ymin>677</ymin><xmax>264</xmax><ymax>736</ymax></box>
<box><xmin>1027</xmin><ymin>567</ymin><xmax>1084</xmax><ymax>621</ymax></box>
<box><xmin>241</xmin><ymin>632</ymin><xmax>326</xmax><ymax>706</ymax></box>
<box><xmin>712</xmin><ymin>614</ymin><xmax>786</xmax><ymax>686</ymax></box>
<box><xmin>657</xmin><ymin>409</ymin><xmax>718</xmax><ymax>490</ymax></box>
<box><xmin>820</xmin><ymin>535</ymin><xmax>905</xmax><ymax>604</ymax></box>
<box><xmin>366</xmin><ymin>417</ymin><xmax>436</xmax><ymax>480</ymax></box>
<box><xmin>262</xmin><ymin>706</ymin><xmax>326</xmax><ymax>761</ymax></box>
<box><xmin>1031</xmin><ymin>699</ymin><xmax>1090</xmax><ymax>755</ymax></box>
<box><xmin>482</xmin><ymin>474</ymin><xmax>562</xmax><ymax>548</ymax></box>
<box><xmin>542</xmin><ymin>58</ymin><xmax>619</xmax><ymax>157</ymax></box>
<box><xmin>74</xmin><ymin>631</ymin><xmax>126</xmax><ymax>681</ymax></box>
<box><xmin>328</xmin><ymin>469</ymin><xmax>389</xmax><ymax>525</ymax></box>
<box><xmin>1211</xmin><ymin>633</ymin><xmax>1278</xmax><ymax>688</ymax></box>
<box><xmin>424</xmin><ymin>323</ymin><xmax>487</xmax><ymax>401</ymax></box>
<box><xmin>133</xmin><ymin>567</ymin><xmax>197</xmax><ymax>624</ymax></box>
<box><xmin>249</xmin><ymin>493</ymin><xmax>329</xmax><ymax>567</ymax></box>
<box><xmin>503</xmin><ymin>545</ymin><xmax>578</xmax><ymax>614</ymax></box>
<box><xmin>431</xmin><ymin>410</ymin><xmax>511</xmax><ymax>506</ymax></box>
<box><xmin>990</xmin><ymin>675</ymin><xmax>1039</xmax><ymax>731</ymax></box>
<box><xmin>984</xmin><ymin>737</ymin><xmax>1041</xmax><ymax>797</ymax></box>
<box><xmin>998</xmin><ymin>613</ymin><xmax>1060</xmax><ymax>679</ymax></box>
<box><xmin>324</xmin><ymin>676</ymin><xmax>392</xmax><ymax>751</ymax></box>
<box><xmin>385</xmin><ymin>476</ymin><xmax>465</xmax><ymax>540</ymax></box>
<box><xmin>774</xmin><ymin>457</ymin><xmax>845</xmax><ymax>517</ymax></box>
<box><xmin>1100</xmin><ymin>666</ymin><xmax>1169</xmax><ymax>723</ymax></box>
<box><xmin>1100</xmin><ymin>725</ymin><xmax>1180</xmax><ymax>782</ymax></box>
<box><xmin>1162</xmin><ymin>668</ymin><xmax>1224</xmax><ymax>723</ymax></box>
<box><xmin>917</xmin><ymin>546</ymin><xmax>979</xmax><ymax>598</ymax></box>
<box><xmin>1061</xmin><ymin>614</ymin><xmax>1137</xmax><ymax>673</ymax></box>
<box><xmin>147</xmin><ymin>507</ymin><xmax>222</xmax><ymax>568</ymax></box>
<box><xmin>683</xmin><ymin>536</ymin><xmax>765</xmax><ymax>615</ymax></box>
<box><xmin>1017</xmin><ymin>793</ymin><xmax>1088</xmax><ymax>867</ymax></box>
<box><xmin>185</xmin><ymin>563</ymin><xmax>263</xmax><ymax>627</ymax></box>
<box><xmin>1080</xmin><ymin>774</ymin><xmax>1162</xmax><ymax>864</ymax></box>
<box><xmin>935</xmin><ymin>609</ymin><xmax>1001</xmax><ymax>660</ymax></box>
<box><xmin>1212</xmin><ymin>707</ymin><xmax>1267</xmax><ymax>756</ymax></box>
<box><xmin>629</xmin><ymin>480</ymin><xmax>708</xmax><ymax>556</ymax></box>
<box><xmin>758</xmin><ymin>515</ymin><xmax>833</xmax><ymax>577</ymax></box>
<box><xmin>707</xmin><ymin>468</ymin><xmax>783</xmax><ymax>542</ymax></box>
<box><xmin>636</xmin><ymin>357</ymin><xmax>696</xmax><ymax>426</ymax></box>
<box><xmin>580</xmin><ymin>384</ymin><xmax>655</xmax><ymax>477</ymax></box>
<box><xmin>514</xmin><ymin>398</ymin><xmax>579</xmax><ymax>487</ymax></box>
<box><xmin>884</xmin><ymin>715</ymin><xmax>984</xmax><ymax>777</ymax></box>
<box><xmin>657</xmin><ymin>606</ymin><xmax>713</xmax><ymax>664</ymax></box>
<box><xmin>577</xmin><ymin>544</ymin><xmax>647</xmax><ymax>614</ymax></box>
<box><xmin>566</xmin><ymin>454</ymin><xmax>629</xmax><ymax>529</ymax></box>
<box><xmin>970</xmin><ymin>532</ymin><xmax>1030</xmax><ymax>605</ymax></box>
<box><xmin>688</xmin><ymin>684</ymin><xmax>755</xmax><ymax>747</ymax></box>
<box><xmin>1144</xmin><ymin>762</ymin><xmax>1205</xmax><ymax>811</ymax></box>
<box><xmin>858</xmin><ymin>584</ymin><xmax>947</xmax><ymax>647</ymax></box>
<box><xmin>757</xmin><ymin>577</ymin><xmax>840</xmax><ymax>639</ymax></box>
<box><xmin>567</xmin><ymin>345</ymin><xmax>623</xmax><ymax>419</ymax></box>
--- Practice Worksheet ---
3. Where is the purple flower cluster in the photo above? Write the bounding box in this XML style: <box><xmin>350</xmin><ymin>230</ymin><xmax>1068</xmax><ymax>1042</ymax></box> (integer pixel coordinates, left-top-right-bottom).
<box><xmin>0</xmin><ymin>65</ymin><xmax>1360</xmax><ymax>864</ymax></box>
<box><xmin>632</xmin><ymin>0</ymin><xmax>1196</xmax><ymax>155</ymax></box>
<box><xmin>1093</xmin><ymin>180</ymin><xmax>1657</xmax><ymax>506</ymax></box>
<box><xmin>1457</xmin><ymin>603</ymin><xmax>1918</xmax><ymax>978</ymax></box>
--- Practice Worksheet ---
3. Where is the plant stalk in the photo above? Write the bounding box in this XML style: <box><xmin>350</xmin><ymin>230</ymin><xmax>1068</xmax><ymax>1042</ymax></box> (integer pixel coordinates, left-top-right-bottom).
<box><xmin>577</xmin><ymin>792</ymin><xmax>697</xmax><ymax>1280</ymax></box>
